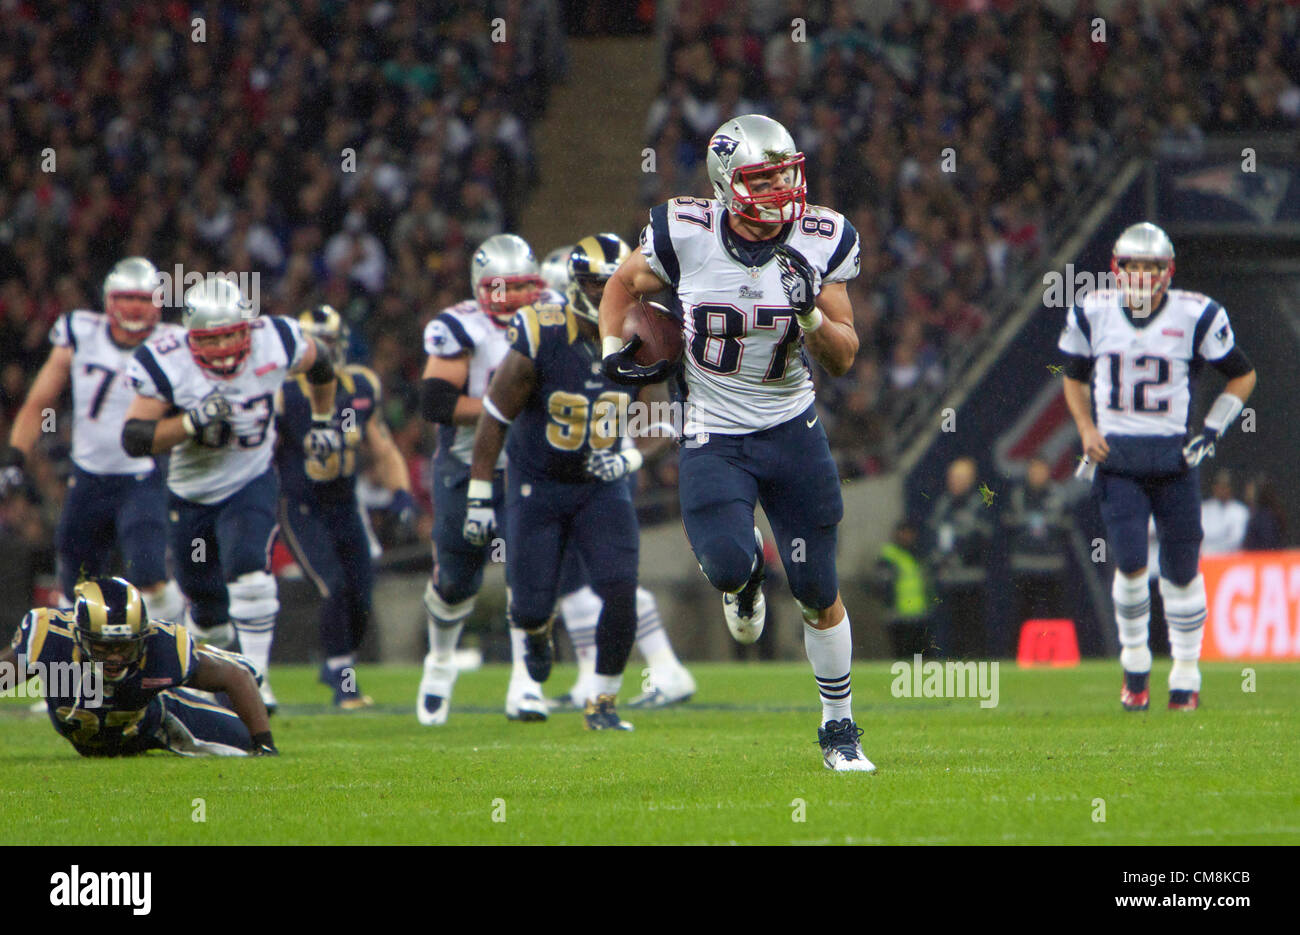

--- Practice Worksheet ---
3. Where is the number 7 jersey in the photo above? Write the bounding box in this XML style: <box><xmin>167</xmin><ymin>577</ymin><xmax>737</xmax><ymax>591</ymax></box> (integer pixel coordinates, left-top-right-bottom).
<box><xmin>639</xmin><ymin>197</ymin><xmax>860</xmax><ymax>435</ymax></box>
<box><xmin>126</xmin><ymin>317</ymin><xmax>310</xmax><ymax>503</ymax></box>
<box><xmin>1058</xmin><ymin>288</ymin><xmax>1236</xmax><ymax>437</ymax></box>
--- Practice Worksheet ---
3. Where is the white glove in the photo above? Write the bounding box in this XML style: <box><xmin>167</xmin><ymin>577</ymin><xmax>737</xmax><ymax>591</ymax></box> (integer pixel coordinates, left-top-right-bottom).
<box><xmin>584</xmin><ymin>447</ymin><xmax>644</xmax><ymax>483</ymax></box>
<box><xmin>462</xmin><ymin>478</ymin><xmax>497</xmax><ymax>546</ymax></box>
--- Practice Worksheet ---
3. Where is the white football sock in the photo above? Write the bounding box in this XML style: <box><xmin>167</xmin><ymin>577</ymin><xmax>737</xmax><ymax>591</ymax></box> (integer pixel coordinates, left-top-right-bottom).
<box><xmin>424</xmin><ymin>580</ymin><xmax>475</xmax><ymax>665</ymax></box>
<box><xmin>235</xmin><ymin>623</ymin><xmax>274</xmax><ymax>680</ymax></box>
<box><xmin>509</xmin><ymin>625</ymin><xmax>534</xmax><ymax>680</ymax></box>
<box><xmin>144</xmin><ymin>579</ymin><xmax>185</xmax><ymax>623</ymax></box>
<box><xmin>1112</xmin><ymin>572</ymin><xmax>1152</xmax><ymax>674</ymax></box>
<box><xmin>804</xmin><ymin>611</ymin><xmax>853</xmax><ymax>724</ymax></box>
<box><xmin>559</xmin><ymin>587</ymin><xmax>599</xmax><ymax>687</ymax></box>
<box><xmin>1160</xmin><ymin>575</ymin><xmax>1206</xmax><ymax>692</ymax></box>
<box><xmin>634</xmin><ymin>587</ymin><xmax>680</xmax><ymax>674</ymax></box>
<box><xmin>593</xmin><ymin>673</ymin><xmax>623</xmax><ymax>700</ymax></box>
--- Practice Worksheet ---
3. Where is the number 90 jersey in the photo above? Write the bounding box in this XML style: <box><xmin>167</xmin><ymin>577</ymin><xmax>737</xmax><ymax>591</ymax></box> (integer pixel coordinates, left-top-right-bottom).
<box><xmin>126</xmin><ymin>317</ymin><xmax>310</xmax><ymax>503</ymax></box>
<box><xmin>640</xmin><ymin>197</ymin><xmax>860</xmax><ymax>435</ymax></box>
<box><xmin>505</xmin><ymin>298</ymin><xmax>633</xmax><ymax>484</ymax></box>
<box><xmin>1058</xmin><ymin>289</ymin><xmax>1236</xmax><ymax>437</ymax></box>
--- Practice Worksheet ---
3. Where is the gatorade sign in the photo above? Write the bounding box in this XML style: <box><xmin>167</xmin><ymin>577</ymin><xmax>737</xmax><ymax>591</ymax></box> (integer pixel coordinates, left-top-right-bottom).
<box><xmin>1201</xmin><ymin>551</ymin><xmax>1300</xmax><ymax>660</ymax></box>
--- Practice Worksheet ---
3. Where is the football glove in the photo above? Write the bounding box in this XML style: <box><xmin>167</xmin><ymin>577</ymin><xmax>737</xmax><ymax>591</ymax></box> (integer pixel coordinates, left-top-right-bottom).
<box><xmin>773</xmin><ymin>244</ymin><xmax>822</xmax><ymax>330</ymax></box>
<box><xmin>305</xmin><ymin>413</ymin><xmax>344</xmax><ymax>466</ymax></box>
<box><xmin>0</xmin><ymin>446</ymin><xmax>25</xmax><ymax>498</ymax></box>
<box><xmin>601</xmin><ymin>335</ymin><xmax>672</xmax><ymax>386</ymax></box>
<box><xmin>1183</xmin><ymin>430</ymin><xmax>1218</xmax><ymax>468</ymax></box>
<box><xmin>585</xmin><ymin>447</ymin><xmax>644</xmax><ymax>483</ymax></box>
<box><xmin>249</xmin><ymin>731</ymin><xmax>278</xmax><ymax>756</ymax></box>
<box><xmin>183</xmin><ymin>393</ymin><xmax>233</xmax><ymax>448</ymax></box>
<box><xmin>462</xmin><ymin>479</ymin><xmax>497</xmax><ymax>547</ymax></box>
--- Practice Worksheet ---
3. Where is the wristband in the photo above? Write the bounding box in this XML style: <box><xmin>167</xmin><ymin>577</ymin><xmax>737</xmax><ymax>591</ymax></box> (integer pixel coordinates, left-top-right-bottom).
<box><xmin>603</xmin><ymin>335</ymin><xmax>625</xmax><ymax>358</ymax></box>
<box><xmin>621</xmin><ymin>448</ymin><xmax>644</xmax><ymax>473</ymax></box>
<box><xmin>1203</xmin><ymin>392</ymin><xmax>1244</xmax><ymax>435</ymax></box>
<box><xmin>467</xmin><ymin>479</ymin><xmax>494</xmax><ymax>501</ymax></box>
<box><xmin>311</xmin><ymin>412</ymin><xmax>334</xmax><ymax>426</ymax></box>
<box><xmin>796</xmin><ymin>308</ymin><xmax>824</xmax><ymax>333</ymax></box>
<box><xmin>181</xmin><ymin>412</ymin><xmax>198</xmax><ymax>437</ymax></box>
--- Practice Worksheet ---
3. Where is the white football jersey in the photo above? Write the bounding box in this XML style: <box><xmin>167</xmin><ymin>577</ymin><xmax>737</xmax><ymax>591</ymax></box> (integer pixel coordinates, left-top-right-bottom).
<box><xmin>126</xmin><ymin>316</ymin><xmax>309</xmax><ymax>503</ymax></box>
<box><xmin>640</xmin><ymin>198</ymin><xmax>860</xmax><ymax>434</ymax></box>
<box><xmin>1058</xmin><ymin>288</ymin><xmax>1236</xmax><ymax>437</ymax></box>
<box><xmin>423</xmin><ymin>298</ymin><xmax>512</xmax><ymax>467</ymax></box>
<box><xmin>50</xmin><ymin>310</ymin><xmax>185</xmax><ymax>475</ymax></box>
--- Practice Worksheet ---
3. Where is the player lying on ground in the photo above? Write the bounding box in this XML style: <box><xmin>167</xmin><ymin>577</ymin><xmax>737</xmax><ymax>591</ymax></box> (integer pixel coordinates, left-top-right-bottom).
<box><xmin>0</xmin><ymin>577</ymin><xmax>276</xmax><ymax>756</ymax></box>
<box><xmin>463</xmin><ymin>233</ymin><xmax>672</xmax><ymax>731</ymax></box>
<box><xmin>597</xmin><ymin>114</ymin><xmax>874</xmax><ymax>770</ymax></box>
<box><xmin>275</xmin><ymin>305</ymin><xmax>414</xmax><ymax>709</ymax></box>
<box><xmin>1060</xmin><ymin>222</ymin><xmax>1256</xmax><ymax>711</ymax></box>
<box><xmin>122</xmin><ymin>276</ymin><xmax>338</xmax><ymax>713</ymax></box>
<box><xmin>1</xmin><ymin>258</ymin><xmax>186</xmax><ymax>623</ymax></box>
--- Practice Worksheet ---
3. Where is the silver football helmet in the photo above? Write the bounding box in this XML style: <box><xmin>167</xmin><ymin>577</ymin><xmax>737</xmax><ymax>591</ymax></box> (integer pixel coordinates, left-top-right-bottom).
<box><xmin>541</xmin><ymin>245</ymin><xmax>574</xmax><ymax>293</ymax></box>
<box><xmin>103</xmin><ymin>257</ymin><xmax>162</xmax><ymax>334</ymax></box>
<box><xmin>183</xmin><ymin>276</ymin><xmax>254</xmax><ymax>378</ymax></box>
<box><xmin>470</xmin><ymin>233</ymin><xmax>544</xmax><ymax>324</ymax></box>
<box><xmin>706</xmin><ymin>114</ymin><xmax>807</xmax><ymax>224</ymax></box>
<box><xmin>566</xmin><ymin>234</ymin><xmax>631</xmax><ymax>324</ymax></box>
<box><xmin>1111</xmin><ymin>222</ymin><xmax>1175</xmax><ymax>317</ymax></box>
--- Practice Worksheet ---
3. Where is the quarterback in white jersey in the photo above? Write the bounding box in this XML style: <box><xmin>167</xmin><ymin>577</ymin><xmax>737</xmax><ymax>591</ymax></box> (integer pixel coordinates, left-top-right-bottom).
<box><xmin>597</xmin><ymin>114</ymin><xmax>873</xmax><ymax>771</ymax></box>
<box><xmin>415</xmin><ymin>233</ymin><xmax>550</xmax><ymax>725</ymax></box>
<box><xmin>1059</xmin><ymin>222</ymin><xmax>1256</xmax><ymax>712</ymax></box>
<box><xmin>1</xmin><ymin>258</ymin><xmax>184</xmax><ymax>621</ymax></box>
<box><xmin>122</xmin><ymin>276</ymin><xmax>338</xmax><ymax>709</ymax></box>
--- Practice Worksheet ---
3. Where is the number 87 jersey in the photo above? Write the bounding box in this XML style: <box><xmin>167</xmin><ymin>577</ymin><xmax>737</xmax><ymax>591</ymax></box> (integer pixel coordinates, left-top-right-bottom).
<box><xmin>126</xmin><ymin>317</ymin><xmax>311</xmax><ymax>503</ymax></box>
<box><xmin>639</xmin><ymin>197</ymin><xmax>860</xmax><ymax>436</ymax></box>
<box><xmin>1058</xmin><ymin>288</ymin><xmax>1236</xmax><ymax>437</ymax></box>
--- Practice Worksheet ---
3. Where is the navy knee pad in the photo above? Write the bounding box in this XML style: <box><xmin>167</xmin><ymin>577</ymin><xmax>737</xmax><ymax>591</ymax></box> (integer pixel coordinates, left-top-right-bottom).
<box><xmin>697</xmin><ymin>536</ymin><xmax>755</xmax><ymax>593</ymax></box>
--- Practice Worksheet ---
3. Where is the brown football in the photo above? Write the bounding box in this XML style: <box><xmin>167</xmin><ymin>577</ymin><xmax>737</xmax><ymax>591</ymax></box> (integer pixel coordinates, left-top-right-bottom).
<box><xmin>621</xmin><ymin>300</ymin><xmax>684</xmax><ymax>367</ymax></box>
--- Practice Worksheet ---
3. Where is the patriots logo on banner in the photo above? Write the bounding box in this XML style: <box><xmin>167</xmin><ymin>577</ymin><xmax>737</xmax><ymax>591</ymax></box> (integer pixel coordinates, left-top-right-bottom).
<box><xmin>1173</xmin><ymin>164</ymin><xmax>1290</xmax><ymax>223</ymax></box>
<box><xmin>710</xmin><ymin>134</ymin><xmax>739</xmax><ymax>161</ymax></box>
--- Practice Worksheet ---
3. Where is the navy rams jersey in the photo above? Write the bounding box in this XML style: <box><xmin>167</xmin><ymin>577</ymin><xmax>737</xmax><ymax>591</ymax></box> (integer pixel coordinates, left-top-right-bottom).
<box><xmin>640</xmin><ymin>198</ymin><xmax>860</xmax><ymax>435</ymax></box>
<box><xmin>505</xmin><ymin>299</ymin><xmax>633</xmax><ymax>484</ymax></box>
<box><xmin>275</xmin><ymin>364</ymin><xmax>380</xmax><ymax>504</ymax></box>
<box><xmin>10</xmin><ymin>608</ymin><xmax>199</xmax><ymax>756</ymax></box>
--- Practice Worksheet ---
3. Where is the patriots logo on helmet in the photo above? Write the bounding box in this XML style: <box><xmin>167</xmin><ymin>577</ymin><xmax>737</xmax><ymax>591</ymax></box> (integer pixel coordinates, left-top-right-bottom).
<box><xmin>710</xmin><ymin>134</ymin><xmax>740</xmax><ymax>161</ymax></box>
<box><xmin>1216</xmin><ymin>323</ymin><xmax>1230</xmax><ymax>342</ymax></box>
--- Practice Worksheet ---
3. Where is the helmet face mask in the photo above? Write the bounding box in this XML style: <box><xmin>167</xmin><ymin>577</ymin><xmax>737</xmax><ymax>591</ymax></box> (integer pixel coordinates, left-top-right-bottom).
<box><xmin>103</xmin><ymin>258</ymin><xmax>162</xmax><ymax>337</ymax></box>
<box><xmin>183</xmin><ymin>277</ymin><xmax>254</xmax><ymax>378</ymax></box>
<box><xmin>470</xmin><ymin>234</ymin><xmax>544</xmax><ymax>325</ymax></box>
<box><xmin>707</xmin><ymin>115</ymin><xmax>808</xmax><ymax>226</ymax></box>
<box><xmin>73</xmin><ymin>578</ymin><xmax>149</xmax><ymax>683</ymax></box>
<box><xmin>1111</xmin><ymin>222</ymin><xmax>1175</xmax><ymax>319</ymax></box>
<box><xmin>565</xmin><ymin>233</ymin><xmax>631</xmax><ymax>323</ymax></box>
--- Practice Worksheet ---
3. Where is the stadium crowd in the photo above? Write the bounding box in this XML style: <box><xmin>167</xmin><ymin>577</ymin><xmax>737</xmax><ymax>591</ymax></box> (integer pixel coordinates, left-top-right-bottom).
<box><xmin>4</xmin><ymin>0</ymin><xmax>1300</xmax><ymax>559</ymax></box>
<box><xmin>645</xmin><ymin>0</ymin><xmax>1300</xmax><ymax>475</ymax></box>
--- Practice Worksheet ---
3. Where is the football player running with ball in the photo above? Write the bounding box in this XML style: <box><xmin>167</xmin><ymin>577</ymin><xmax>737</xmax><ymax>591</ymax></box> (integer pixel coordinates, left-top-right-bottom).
<box><xmin>122</xmin><ymin>277</ymin><xmax>339</xmax><ymax>711</ymax></box>
<box><xmin>598</xmin><ymin>115</ymin><xmax>874</xmax><ymax>770</ymax></box>
<box><xmin>1060</xmin><ymin>222</ymin><xmax>1256</xmax><ymax>712</ymax></box>
<box><xmin>464</xmin><ymin>233</ymin><xmax>669</xmax><ymax>731</ymax></box>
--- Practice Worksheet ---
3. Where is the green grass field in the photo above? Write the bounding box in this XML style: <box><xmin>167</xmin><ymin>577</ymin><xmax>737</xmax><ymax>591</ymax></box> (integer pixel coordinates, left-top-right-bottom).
<box><xmin>2</xmin><ymin>660</ymin><xmax>1296</xmax><ymax>845</ymax></box>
